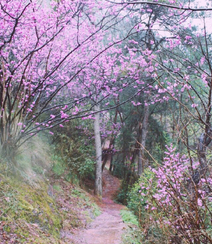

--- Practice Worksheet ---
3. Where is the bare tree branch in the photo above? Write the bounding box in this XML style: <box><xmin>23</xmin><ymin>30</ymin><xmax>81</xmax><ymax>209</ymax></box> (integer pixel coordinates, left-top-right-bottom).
<box><xmin>107</xmin><ymin>0</ymin><xmax>212</xmax><ymax>12</ymax></box>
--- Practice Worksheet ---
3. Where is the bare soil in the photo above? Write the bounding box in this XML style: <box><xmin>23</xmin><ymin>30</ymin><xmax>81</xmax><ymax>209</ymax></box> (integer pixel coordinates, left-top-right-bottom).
<box><xmin>69</xmin><ymin>169</ymin><xmax>127</xmax><ymax>244</ymax></box>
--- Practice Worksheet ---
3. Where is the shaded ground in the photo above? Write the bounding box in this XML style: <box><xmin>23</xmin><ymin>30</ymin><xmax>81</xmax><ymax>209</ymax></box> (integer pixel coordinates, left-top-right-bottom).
<box><xmin>69</xmin><ymin>169</ymin><xmax>127</xmax><ymax>244</ymax></box>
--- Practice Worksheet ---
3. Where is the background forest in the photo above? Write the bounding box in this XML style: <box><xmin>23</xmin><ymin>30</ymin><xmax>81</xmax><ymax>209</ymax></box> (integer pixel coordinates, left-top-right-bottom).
<box><xmin>1</xmin><ymin>0</ymin><xmax>212</xmax><ymax>243</ymax></box>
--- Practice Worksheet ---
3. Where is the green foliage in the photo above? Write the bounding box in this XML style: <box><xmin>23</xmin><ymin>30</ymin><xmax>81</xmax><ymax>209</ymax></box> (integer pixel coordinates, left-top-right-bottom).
<box><xmin>125</xmin><ymin>168</ymin><xmax>162</xmax><ymax>243</ymax></box>
<box><xmin>116</xmin><ymin>186</ymin><xmax>128</xmax><ymax>205</ymax></box>
<box><xmin>121</xmin><ymin>209</ymin><xmax>143</xmax><ymax>244</ymax></box>
<box><xmin>120</xmin><ymin>209</ymin><xmax>139</xmax><ymax>227</ymax></box>
<box><xmin>51</xmin><ymin>119</ymin><xmax>95</xmax><ymax>183</ymax></box>
<box><xmin>53</xmin><ymin>184</ymin><xmax>62</xmax><ymax>191</ymax></box>
<box><xmin>112</xmin><ymin>90</ymin><xmax>167</xmax><ymax>182</ymax></box>
<box><xmin>127</xmin><ymin>168</ymin><xmax>156</xmax><ymax>217</ymax></box>
<box><xmin>115</xmin><ymin>169</ymin><xmax>138</xmax><ymax>205</ymax></box>
<box><xmin>112</xmin><ymin>161</ymin><xmax>129</xmax><ymax>179</ymax></box>
<box><xmin>146</xmin><ymin>117</ymin><xmax>167</xmax><ymax>162</ymax></box>
<box><xmin>77</xmin><ymin>158</ymin><xmax>95</xmax><ymax>180</ymax></box>
<box><xmin>65</xmin><ymin>172</ymin><xmax>80</xmax><ymax>185</ymax></box>
<box><xmin>52</xmin><ymin>155</ymin><xmax>66</xmax><ymax>177</ymax></box>
<box><xmin>122</xmin><ymin>227</ymin><xmax>143</xmax><ymax>244</ymax></box>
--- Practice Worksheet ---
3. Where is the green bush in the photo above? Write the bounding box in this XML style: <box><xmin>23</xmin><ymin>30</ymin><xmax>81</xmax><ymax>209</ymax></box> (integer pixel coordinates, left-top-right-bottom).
<box><xmin>127</xmin><ymin>168</ymin><xmax>156</xmax><ymax>225</ymax></box>
<box><xmin>51</xmin><ymin>120</ymin><xmax>95</xmax><ymax>183</ymax></box>
<box><xmin>116</xmin><ymin>180</ymin><xmax>129</xmax><ymax>205</ymax></box>
<box><xmin>52</xmin><ymin>155</ymin><xmax>66</xmax><ymax>177</ymax></box>
<box><xmin>78</xmin><ymin>158</ymin><xmax>95</xmax><ymax>180</ymax></box>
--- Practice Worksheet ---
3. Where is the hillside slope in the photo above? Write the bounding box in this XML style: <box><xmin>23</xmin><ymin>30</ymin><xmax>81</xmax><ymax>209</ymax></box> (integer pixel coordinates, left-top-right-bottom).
<box><xmin>0</xmin><ymin>168</ymin><xmax>100</xmax><ymax>244</ymax></box>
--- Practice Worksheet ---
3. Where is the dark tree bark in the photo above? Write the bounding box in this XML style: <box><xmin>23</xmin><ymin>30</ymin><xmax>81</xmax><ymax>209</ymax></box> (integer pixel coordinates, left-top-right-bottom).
<box><xmin>194</xmin><ymin>77</ymin><xmax>212</xmax><ymax>183</ymax></box>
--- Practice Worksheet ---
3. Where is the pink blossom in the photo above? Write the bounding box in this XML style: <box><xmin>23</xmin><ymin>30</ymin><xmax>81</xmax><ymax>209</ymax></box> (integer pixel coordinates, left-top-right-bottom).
<box><xmin>60</xmin><ymin>111</ymin><xmax>69</xmax><ymax>119</ymax></box>
<box><xmin>191</xmin><ymin>104</ymin><xmax>198</xmax><ymax>108</ymax></box>
<box><xmin>197</xmin><ymin>198</ymin><xmax>203</xmax><ymax>207</ymax></box>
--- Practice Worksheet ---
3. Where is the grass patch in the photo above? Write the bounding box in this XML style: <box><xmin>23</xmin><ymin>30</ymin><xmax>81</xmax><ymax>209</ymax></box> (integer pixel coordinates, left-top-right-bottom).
<box><xmin>120</xmin><ymin>209</ymin><xmax>139</xmax><ymax>227</ymax></box>
<box><xmin>122</xmin><ymin>227</ymin><xmax>143</xmax><ymax>244</ymax></box>
<box><xmin>120</xmin><ymin>209</ymin><xmax>143</xmax><ymax>244</ymax></box>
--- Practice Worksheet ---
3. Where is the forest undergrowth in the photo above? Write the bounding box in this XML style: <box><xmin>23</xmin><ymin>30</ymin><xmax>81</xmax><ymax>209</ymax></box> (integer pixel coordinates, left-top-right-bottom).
<box><xmin>0</xmin><ymin>136</ymin><xmax>101</xmax><ymax>244</ymax></box>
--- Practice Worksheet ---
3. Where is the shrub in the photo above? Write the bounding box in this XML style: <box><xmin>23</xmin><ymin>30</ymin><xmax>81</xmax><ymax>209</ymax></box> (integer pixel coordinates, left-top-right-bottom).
<box><xmin>127</xmin><ymin>167</ymin><xmax>156</xmax><ymax>227</ymax></box>
<box><xmin>51</xmin><ymin>120</ymin><xmax>95</xmax><ymax>183</ymax></box>
<box><xmin>77</xmin><ymin>158</ymin><xmax>95</xmax><ymax>180</ymax></box>
<box><xmin>139</xmin><ymin>145</ymin><xmax>212</xmax><ymax>243</ymax></box>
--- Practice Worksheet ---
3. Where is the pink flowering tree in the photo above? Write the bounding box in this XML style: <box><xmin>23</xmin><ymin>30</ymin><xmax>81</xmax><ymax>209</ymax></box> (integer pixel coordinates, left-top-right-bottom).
<box><xmin>139</xmin><ymin>145</ymin><xmax>212</xmax><ymax>242</ymax></box>
<box><xmin>0</xmin><ymin>0</ymin><xmax>141</xmax><ymax>162</ymax></box>
<box><xmin>109</xmin><ymin>1</ymin><xmax>212</xmax><ymax>241</ymax></box>
<box><xmin>113</xmin><ymin>0</ymin><xmax>212</xmax><ymax>182</ymax></box>
<box><xmin>2</xmin><ymin>0</ymin><xmax>212</xmax><ymax>202</ymax></box>
<box><xmin>1</xmin><ymin>0</ymin><xmax>157</xmax><ymax>197</ymax></box>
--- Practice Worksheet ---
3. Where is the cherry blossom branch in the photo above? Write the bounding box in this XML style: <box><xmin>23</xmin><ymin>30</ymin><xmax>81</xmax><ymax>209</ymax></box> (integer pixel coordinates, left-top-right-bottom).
<box><xmin>0</xmin><ymin>2</ymin><xmax>31</xmax><ymax>51</ymax></box>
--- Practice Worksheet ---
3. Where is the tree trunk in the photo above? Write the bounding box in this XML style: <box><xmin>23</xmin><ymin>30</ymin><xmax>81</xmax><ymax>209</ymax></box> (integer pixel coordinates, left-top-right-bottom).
<box><xmin>94</xmin><ymin>104</ymin><xmax>102</xmax><ymax>198</ymax></box>
<box><xmin>138</xmin><ymin>104</ymin><xmax>149</xmax><ymax>176</ymax></box>
<box><xmin>193</xmin><ymin>129</ymin><xmax>212</xmax><ymax>184</ymax></box>
<box><xmin>192</xmin><ymin>77</ymin><xmax>212</xmax><ymax>183</ymax></box>
<box><xmin>102</xmin><ymin>137</ymin><xmax>115</xmax><ymax>171</ymax></box>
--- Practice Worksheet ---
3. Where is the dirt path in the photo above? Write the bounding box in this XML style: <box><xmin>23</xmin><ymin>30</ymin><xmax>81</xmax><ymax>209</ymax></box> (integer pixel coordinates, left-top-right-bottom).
<box><xmin>71</xmin><ymin>170</ymin><xmax>126</xmax><ymax>244</ymax></box>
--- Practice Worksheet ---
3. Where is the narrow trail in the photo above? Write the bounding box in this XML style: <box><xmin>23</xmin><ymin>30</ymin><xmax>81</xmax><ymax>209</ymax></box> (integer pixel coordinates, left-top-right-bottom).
<box><xmin>71</xmin><ymin>169</ymin><xmax>126</xmax><ymax>244</ymax></box>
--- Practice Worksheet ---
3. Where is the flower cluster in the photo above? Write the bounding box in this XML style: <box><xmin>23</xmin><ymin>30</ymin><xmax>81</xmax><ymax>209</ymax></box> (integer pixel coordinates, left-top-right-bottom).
<box><xmin>140</xmin><ymin>145</ymin><xmax>212</xmax><ymax>242</ymax></box>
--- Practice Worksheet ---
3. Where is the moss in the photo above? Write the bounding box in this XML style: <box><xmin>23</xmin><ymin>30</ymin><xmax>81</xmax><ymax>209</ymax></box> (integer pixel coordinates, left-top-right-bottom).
<box><xmin>17</xmin><ymin>185</ymin><xmax>62</xmax><ymax>237</ymax></box>
<box><xmin>0</xmin><ymin>174</ymin><xmax>62</xmax><ymax>242</ymax></box>
<box><xmin>0</xmin><ymin>160</ymin><xmax>101</xmax><ymax>243</ymax></box>
<box><xmin>4</xmin><ymin>225</ymin><xmax>11</xmax><ymax>232</ymax></box>
<box><xmin>18</xmin><ymin>198</ymin><xmax>34</xmax><ymax>211</ymax></box>
<box><xmin>53</xmin><ymin>184</ymin><xmax>62</xmax><ymax>191</ymax></box>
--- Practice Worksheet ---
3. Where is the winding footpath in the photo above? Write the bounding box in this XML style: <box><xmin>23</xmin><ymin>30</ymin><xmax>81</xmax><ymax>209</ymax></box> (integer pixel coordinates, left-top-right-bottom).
<box><xmin>73</xmin><ymin>169</ymin><xmax>126</xmax><ymax>244</ymax></box>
